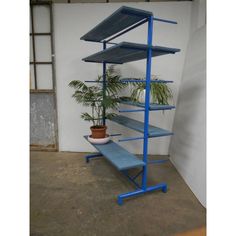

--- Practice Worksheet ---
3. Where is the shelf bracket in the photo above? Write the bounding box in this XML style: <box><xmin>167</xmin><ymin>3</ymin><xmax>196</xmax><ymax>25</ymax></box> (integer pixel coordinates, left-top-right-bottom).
<box><xmin>118</xmin><ymin>108</ymin><xmax>145</xmax><ymax>113</ymax></box>
<box><xmin>153</xmin><ymin>17</ymin><xmax>177</xmax><ymax>24</ymax></box>
<box><xmin>121</xmin><ymin>170</ymin><xmax>141</xmax><ymax>189</ymax></box>
<box><xmin>119</xmin><ymin>136</ymin><xmax>144</xmax><ymax>142</ymax></box>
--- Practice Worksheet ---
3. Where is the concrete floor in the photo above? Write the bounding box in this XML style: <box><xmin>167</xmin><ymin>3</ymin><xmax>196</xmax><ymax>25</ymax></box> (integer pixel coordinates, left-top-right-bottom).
<box><xmin>31</xmin><ymin>151</ymin><xmax>206</xmax><ymax>236</ymax></box>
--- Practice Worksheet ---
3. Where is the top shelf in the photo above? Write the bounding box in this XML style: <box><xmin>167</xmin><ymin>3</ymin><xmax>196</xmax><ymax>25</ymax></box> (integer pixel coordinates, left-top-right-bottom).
<box><xmin>80</xmin><ymin>6</ymin><xmax>152</xmax><ymax>42</ymax></box>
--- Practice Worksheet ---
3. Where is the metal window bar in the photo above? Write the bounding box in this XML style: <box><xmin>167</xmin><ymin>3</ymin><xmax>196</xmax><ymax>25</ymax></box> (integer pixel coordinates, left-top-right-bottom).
<box><xmin>30</xmin><ymin>4</ymin><xmax>37</xmax><ymax>89</ymax></box>
<box><xmin>30</xmin><ymin>62</ymin><xmax>52</xmax><ymax>64</ymax></box>
<box><xmin>30</xmin><ymin>32</ymin><xmax>51</xmax><ymax>36</ymax></box>
<box><xmin>30</xmin><ymin>1</ymin><xmax>56</xmax><ymax>91</ymax></box>
<box><xmin>30</xmin><ymin>1</ymin><xmax>59</xmax><ymax>151</ymax></box>
<box><xmin>49</xmin><ymin>2</ymin><xmax>59</xmax><ymax>150</ymax></box>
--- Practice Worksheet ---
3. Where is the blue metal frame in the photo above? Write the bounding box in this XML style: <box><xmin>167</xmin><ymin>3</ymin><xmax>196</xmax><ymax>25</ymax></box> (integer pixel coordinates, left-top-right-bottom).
<box><xmin>118</xmin><ymin>79</ymin><xmax>174</xmax><ymax>83</ymax></box>
<box><xmin>121</xmin><ymin>170</ymin><xmax>141</xmax><ymax>189</ymax></box>
<box><xmin>118</xmin><ymin>108</ymin><xmax>145</xmax><ymax>113</ymax></box>
<box><xmin>142</xmin><ymin>15</ymin><xmax>153</xmax><ymax>191</ymax></box>
<box><xmin>84</xmin><ymin>79</ymin><xmax>173</xmax><ymax>83</ymax></box>
<box><xmin>153</xmin><ymin>17</ymin><xmax>177</xmax><ymax>24</ymax></box>
<box><xmin>102</xmin><ymin>41</ymin><xmax>106</xmax><ymax>126</ymax></box>
<box><xmin>117</xmin><ymin>183</ymin><xmax>167</xmax><ymax>205</ymax></box>
<box><xmin>105</xmin><ymin>18</ymin><xmax>148</xmax><ymax>43</ymax></box>
<box><xmin>118</xmin><ymin>136</ymin><xmax>144</xmax><ymax>142</ymax></box>
<box><xmin>81</xmin><ymin>7</ymin><xmax>178</xmax><ymax>205</ymax></box>
<box><xmin>117</xmin><ymin>16</ymin><xmax>167</xmax><ymax>205</ymax></box>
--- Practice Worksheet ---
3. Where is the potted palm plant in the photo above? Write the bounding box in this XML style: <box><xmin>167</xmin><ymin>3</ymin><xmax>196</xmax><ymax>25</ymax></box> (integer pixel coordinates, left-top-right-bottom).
<box><xmin>69</xmin><ymin>66</ymin><xmax>126</xmax><ymax>143</ymax></box>
<box><xmin>129</xmin><ymin>76</ymin><xmax>173</xmax><ymax>105</ymax></box>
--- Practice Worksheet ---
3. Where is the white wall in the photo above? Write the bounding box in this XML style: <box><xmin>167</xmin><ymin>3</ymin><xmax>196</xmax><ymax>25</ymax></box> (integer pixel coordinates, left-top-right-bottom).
<box><xmin>169</xmin><ymin>0</ymin><xmax>206</xmax><ymax>207</ymax></box>
<box><xmin>54</xmin><ymin>2</ymin><xmax>191</xmax><ymax>154</ymax></box>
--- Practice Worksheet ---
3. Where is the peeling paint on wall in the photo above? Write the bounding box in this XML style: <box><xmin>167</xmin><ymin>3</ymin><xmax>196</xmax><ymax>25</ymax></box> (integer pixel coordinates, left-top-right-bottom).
<box><xmin>30</xmin><ymin>93</ymin><xmax>57</xmax><ymax>148</ymax></box>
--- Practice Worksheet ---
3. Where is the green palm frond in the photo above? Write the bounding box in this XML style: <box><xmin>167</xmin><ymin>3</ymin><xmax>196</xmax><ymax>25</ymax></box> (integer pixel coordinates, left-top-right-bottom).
<box><xmin>69</xmin><ymin>80</ymin><xmax>88</xmax><ymax>91</ymax></box>
<box><xmin>129</xmin><ymin>76</ymin><xmax>173</xmax><ymax>105</ymax></box>
<box><xmin>69</xmin><ymin>66</ymin><xmax>123</xmax><ymax>126</ymax></box>
<box><xmin>106</xmin><ymin>113</ymin><xmax>117</xmax><ymax>120</ymax></box>
<box><xmin>81</xmin><ymin>112</ymin><xmax>94</xmax><ymax>121</ymax></box>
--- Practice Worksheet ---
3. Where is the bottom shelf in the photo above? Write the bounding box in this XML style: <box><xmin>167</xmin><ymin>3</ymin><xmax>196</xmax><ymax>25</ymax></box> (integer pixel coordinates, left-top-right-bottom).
<box><xmin>84</xmin><ymin>136</ymin><xmax>145</xmax><ymax>171</ymax></box>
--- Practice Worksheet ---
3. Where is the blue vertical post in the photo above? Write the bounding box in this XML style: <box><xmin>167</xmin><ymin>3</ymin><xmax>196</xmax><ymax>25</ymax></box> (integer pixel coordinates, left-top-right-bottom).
<box><xmin>102</xmin><ymin>41</ymin><xmax>107</xmax><ymax>126</ymax></box>
<box><xmin>142</xmin><ymin>16</ymin><xmax>153</xmax><ymax>190</ymax></box>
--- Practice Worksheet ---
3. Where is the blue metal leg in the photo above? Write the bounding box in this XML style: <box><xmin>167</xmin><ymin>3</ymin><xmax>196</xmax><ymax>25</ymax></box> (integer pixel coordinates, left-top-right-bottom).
<box><xmin>142</xmin><ymin>16</ymin><xmax>154</xmax><ymax>190</ymax></box>
<box><xmin>85</xmin><ymin>153</ymin><xmax>103</xmax><ymax>163</ymax></box>
<box><xmin>117</xmin><ymin>183</ymin><xmax>167</xmax><ymax>205</ymax></box>
<box><xmin>102</xmin><ymin>42</ymin><xmax>107</xmax><ymax>126</ymax></box>
<box><xmin>117</xmin><ymin>16</ymin><xmax>167</xmax><ymax>206</ymax></box>
<box><xmin>117</xmin><ymin>196</ymin><xmax>123</xmax><ymax>206</ymax></box>
<box><xmin>162</xmin><ymin>185</ymin><xmax>168</xmax><ymax>193</ymax></box>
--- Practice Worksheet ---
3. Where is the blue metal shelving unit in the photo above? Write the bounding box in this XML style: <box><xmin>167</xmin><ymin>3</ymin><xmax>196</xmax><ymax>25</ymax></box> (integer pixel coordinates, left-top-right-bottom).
<box><xmin>81</xmin><ymin>6</ymin><xmax>180</xmax><ymax>205</ymax></box>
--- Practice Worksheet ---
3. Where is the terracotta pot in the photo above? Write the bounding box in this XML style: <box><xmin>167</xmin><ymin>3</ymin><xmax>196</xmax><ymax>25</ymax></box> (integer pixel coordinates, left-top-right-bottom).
<box><xmin>90</xmin><ymin>125</ymin><xmax>107</xmax><ymax>139</ymax></box>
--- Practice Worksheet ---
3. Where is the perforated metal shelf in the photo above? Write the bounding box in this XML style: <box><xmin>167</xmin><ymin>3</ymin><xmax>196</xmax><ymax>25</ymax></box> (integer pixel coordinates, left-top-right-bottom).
<box><xmin>80</xmin><ymin>6</ymin><xmax>152</xmax><ymax>42</ymax></box>
<box><xmin>83</xmin><ymin>42</ymin><xmax>180</xmax><ymax>64</ymax></box>
<box><xmin>120</xmin><ymin>100</ymin><xmax>175</xmax><ymax>111</ymax></box>
<box><xmin>110</xmin><ymin>115</ymin><xmax>173</xmax><ymax>138</ymax></box>
<box><xmin>84</xmin><ymin>136</ymin><xmax>145</xmax><ymax>170</ymax></box>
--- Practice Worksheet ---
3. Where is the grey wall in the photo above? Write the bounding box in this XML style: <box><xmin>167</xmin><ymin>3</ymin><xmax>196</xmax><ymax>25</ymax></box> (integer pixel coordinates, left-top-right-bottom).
<box><xmin>169</xmin><ymin>0</ymin><xmax>206</xmax><ymax>207</ymax></box>
<box><xmin>30</xmin><ymin>93</ymin><xmax>57</xmax><ymax>148</ymax></box>
<box><xmin>54</xmin><ymin>2</ymin><xmax>191</xmax><ymax>154</ymax></box>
